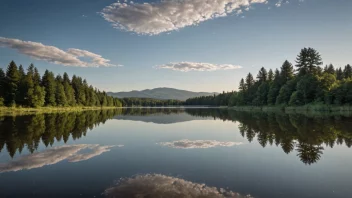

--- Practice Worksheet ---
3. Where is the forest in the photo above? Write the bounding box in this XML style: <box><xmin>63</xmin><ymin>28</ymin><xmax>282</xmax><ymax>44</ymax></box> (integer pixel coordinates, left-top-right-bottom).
<box><xmin>0</xmin><ymin>61</ymin><xmax>122</xmax><ymax>108</ymax></box>
<box><xmin>186</xmin><ymin>48</ymin><xmax>352</xmax><ymax>107</ymax></box>
<box><xmin>120</xmin><ymin>97</ymin><xmax>183</xmax><ymax>107</ymax></box>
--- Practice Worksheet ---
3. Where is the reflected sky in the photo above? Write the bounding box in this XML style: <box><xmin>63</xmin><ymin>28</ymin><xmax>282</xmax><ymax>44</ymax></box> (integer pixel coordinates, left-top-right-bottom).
<box><xmin>159</xmin><ymin>139</ymin><xmax>243</xmax><ymax>149</ymax></box>
<box><xmin>0</xmin><ymin>144</ymin><xmax>120</xmax><ymax>173</ymax></box>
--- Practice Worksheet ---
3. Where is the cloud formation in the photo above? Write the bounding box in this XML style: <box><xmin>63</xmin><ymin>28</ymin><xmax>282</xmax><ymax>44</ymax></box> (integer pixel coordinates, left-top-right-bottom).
<box><xmin>0</xmin><ymin>37</ymin><xmax>116</xmax><ymax>67</ymax></box>
<box><xmin>101</xmin><ymin>0</ymin><xmax>268</xmax><ymax>35</ymax></box>
<box><xmin>0</xmin><ymin>144</ymin><xmax>120</xmax><ymax>173</ymax></box>
<box><xmin>156</xmin><ymin>62</ymin><xmax>242</xmax><ymax>72</ymax></box>
<box><xmin>104</xmin><ymin>174</ymin><xmax>253</xmax><ymax>198</ymax></box>
<box><xmin>159</xmin><ymin>139</ymin><xmax>243</xmax><ymax>149</ymax></box>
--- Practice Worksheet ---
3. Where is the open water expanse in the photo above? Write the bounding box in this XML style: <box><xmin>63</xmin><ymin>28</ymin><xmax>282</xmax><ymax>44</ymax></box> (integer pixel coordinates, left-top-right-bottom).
<box><xmin>0</xmin><ymin>108</ymin><xmax>351</xmax><ymax>198</ymax></box>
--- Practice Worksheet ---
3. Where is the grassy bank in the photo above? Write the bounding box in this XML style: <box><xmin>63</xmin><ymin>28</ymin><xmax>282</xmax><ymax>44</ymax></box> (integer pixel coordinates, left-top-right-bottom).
<box><xmin>0</xmin><ymin>106</ymin><xmax>120</xmax><ymax>116</ymax></box>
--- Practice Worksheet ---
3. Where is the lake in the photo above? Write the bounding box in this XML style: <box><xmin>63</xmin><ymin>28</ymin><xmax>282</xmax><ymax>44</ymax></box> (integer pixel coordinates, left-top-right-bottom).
<box><xmin>0</xmin><ymin>108</ymin><xmax>351</xmax><ymax>198</ymax></box>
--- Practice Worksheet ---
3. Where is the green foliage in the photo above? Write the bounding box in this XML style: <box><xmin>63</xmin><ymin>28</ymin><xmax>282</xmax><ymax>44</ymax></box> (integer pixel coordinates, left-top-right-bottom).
<box><xmin>5</xmin><ymin>61</ymin><xmax>20</xmax><ymax>106</ymax></box>
<box><xmin>27</xmin><ymin>85</ymin><xmax>46</xmax><ymax>107</ymax></box>
<box><xmin>0</xmin><ymin>61</ymin><xmax>122</xmax><ymax>108</ymax></box>
<box><xmin>187</xmin><ymin>47</ymin><xmax>351</xmax><ymax>108</ymax></box>
<box><xmin>55</xmin><ymin>82</ymin><xmax>67</xmax><ymax>106</ymax></box>
<box><xmin>296</xmin><ymin>47</ymin><xmax>322</xmax><ymax>76</ymax></box>
<box><xmin>42</xmin><ymin>70</ymin><xmax>56</xmax><ymax>106</ymax></box>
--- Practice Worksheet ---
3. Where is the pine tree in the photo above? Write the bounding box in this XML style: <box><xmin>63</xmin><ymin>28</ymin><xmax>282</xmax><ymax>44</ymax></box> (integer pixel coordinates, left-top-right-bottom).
<box><xmin>33</xmin><ymin>68</ymin><xmax>41</xmax><ymax>85</ymax></box>
<box><xmin>268</xmin><ymin>69</ymin><xmax>274</xmax><ymax>82</ymax></box>
<box><xmin>239</xmin><ymin>78</ymin><xmax>246</xmax><ymax>91</ymax></box>
<box><xmin>42</xmin><ymin>70</ymin><xmax>56</xmax><ymax>106</ymax></box>
<box><xmin>16</xmin><ymin>65</ymin><xmax>27</xmax><ymax>105</ymax></box>
<box><xmin>257</xmin><ymin>67</ymin><xmax>268</xmax><ymax>82</ymax></box>
<box><xmin>336</xmin><ymin>68</ymin><xmax>344</xmax><ymax>80</ymax></box>
<box><xmin>295</xmin><ymin>48</ymin><xmax>322</xmax><ymax>76</ymax></box>
<box><xmin>0</xmin><ymin>68</ymin><xmax>5</xmax><ymax>106</ymax></box>
<box><xmin>281</xmin><ymin>60</ymin><xmax>294</xmax><ymax>83</ymax></box>
<box><xmin>5</xmin><ymin>61</ymin><xmax>20</xmax><ymax>106</ymax></box>
<box><xmin>267</xmin><ymin>69</ymin><xmax>281</xmax><ymax>105</ymax></box>
<box><xmin>55</xmin><ymin>82</ymin><xmax>67</xmax><ymax>106</ymax></box>
<box><xmin>324</xmin><ymin>64</ymin><xmax>335</xmax><ymax>75</ymax></box>
<box><xmin>344</xmin><ymin>64</ymin><xmax>352</xmax><ymax>79</ymax></box>
<box><xmin>245</xmin><ymin>73</ymin><xmax>255</xmax><ymax>89</ymax></box>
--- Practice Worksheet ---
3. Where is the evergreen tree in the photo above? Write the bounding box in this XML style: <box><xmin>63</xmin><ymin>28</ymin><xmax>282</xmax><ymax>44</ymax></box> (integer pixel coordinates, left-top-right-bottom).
<box><xmin>267</xmin><ymin>69</ymin><xmax>281</xmax><ymax>105</ymax></box>
<box><xmin>295</xmin><ymin>48</ymin><xmax>322</xmax><ymax>76</ymax></box>
<box><xmin>5</xmin><ymin>61</ymin><xmax>20</xmax><ymax>106</ymax></box>
<box><xmin>268</xmin><ymin>69</ymin><xmax>274</xmax><ymax>82</ymax></box>
<box><xmin>257</xmin><ymin>67</ymin><xmax>268</xmax><ymax>82</ymax></box>
<box><xmin>336</xmin><ymin>68</ymin><xmax>344</xmax><ymax>80</ymax></box>
<box><xmin>0</xmin><ymin>68</ymin><xmax>5</xmax><ymax>106</ymax></box>
<box><xmin>324</xmin><ymin>64</ymin><xmax>335</xmax><ymax>75</ymax></box>
<box><xmin>344</xmin><ymin>64</ymin><xmax>352</xmax><ymax>79</ymax></box>
<box><xmin>33</xmin><ymin>68</ymin><xmax>41</xmax><ymax>85</ymax></box>
<box><xmin>280</xmin><ymin>60</ymin><xmax>294</xmax><ymax>83</ymax></box>
<box><xmin>245</xmin><ymin>73</ymin><xmax>255</xmax><ymax>89</ymax></box>
<box><xmin>16</xmin><ymin>65</ymin><xmax>27</xmax><ymax>105</ymax></box>
<box><xmin>239</xmin><ymin>78</ymin><xmax>246</xmax><ymax>91</ymax></box>
<box><xmin>42</xmin><ymin>70</ymin><xmax>56</xmax><ymax>106</ymax></box>
<box><xmin>55</xmin><ymin>82</ymin><xmax>67</xmax><ymax>106</ymax></box>
<box><xmin>27</xmin><ymin>85</ymin><xmax>46</xmax><ymax>107</ymax></box>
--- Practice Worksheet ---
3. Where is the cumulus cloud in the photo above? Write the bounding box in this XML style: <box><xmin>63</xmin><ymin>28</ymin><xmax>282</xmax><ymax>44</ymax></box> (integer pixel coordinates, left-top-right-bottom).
<box><xmin>155</xmin><ymin>62</ymin><xmax>242</xmax><ymax>72</ymax></box>
<box><xmin>101</xmin><ymin>0</ymin><xmax>268</xmax><ymax>35</ymax></box>
<box><xmin>104</xmin><ymin>174</ymin><xmax>253</xmax><ymax>198</ymax></box>
<box><xmin>159</xmin><ymin>139</ymin><xmax>243</xmax><ymax>149</ymax></box>
<box><xmin>0</xmin><ymin>37</ymin><xmax>116</xmax><ymax>67</ymax></box>
<box><xmin>0</xmin><ymin>144</ymin><xmax>120</xmax><ymax>173</ymax></box>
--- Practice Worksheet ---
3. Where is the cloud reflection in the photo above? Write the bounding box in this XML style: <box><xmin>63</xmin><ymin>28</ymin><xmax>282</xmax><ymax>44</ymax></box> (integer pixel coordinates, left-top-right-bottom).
<box><xmin>104</xmin><ymin>174</ymin><xmax>253</xmax><ymax>198</ymax></box>
<box><xmin>0</xmin><ymin>144</ymin><xmax>120</xmax><ymax>173</ymax></box>
<box><xmin>159</xmin><ymin>139</ymin><xmax>243</xmax><ymax>149</ymax></box>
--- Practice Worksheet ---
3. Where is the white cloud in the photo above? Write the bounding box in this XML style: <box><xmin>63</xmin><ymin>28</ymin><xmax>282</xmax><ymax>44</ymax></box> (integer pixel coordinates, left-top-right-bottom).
<box><xmin>159</xmin><ymin>139</ymin><xmax>243</xmax><ymax>149</ymax></box>
<box><xmin>0</xmin><ymin>37</ymin><xmax>116</xmax><ymax>67</ymax></box>
<box><xmin>101</xmin><ymin>0</ymin><xmax>268</xmax><ymax>35</ymax></box>
<box><xmin>0</xmin><ymin>144</ymin><xmax>120</xmax><ymax>173</ymax></box>
<box><xmin>104</xmin><ymin>174</ymin><xmax>253</xmax><ymax>198</ymax></box>
<box><xmin>155</xmin><ymin>62</ymin><xmax>242</xmax><ymax>72</ymax></box>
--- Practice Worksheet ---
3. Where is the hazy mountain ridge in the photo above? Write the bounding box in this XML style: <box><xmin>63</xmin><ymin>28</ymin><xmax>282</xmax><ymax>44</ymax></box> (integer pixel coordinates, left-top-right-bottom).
<box><xmin>108</xmin><ymin>88</ymin><xmax>217</xmax><ymax>101</ymax></box>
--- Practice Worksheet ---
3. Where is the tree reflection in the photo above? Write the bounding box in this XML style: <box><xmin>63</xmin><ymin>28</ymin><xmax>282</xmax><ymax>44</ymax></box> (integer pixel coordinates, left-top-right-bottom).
<box><xmin>0</xmin><ymin>109</ymin><xmax>122</xmax><ymax>157</ymax></box>
<box><xmin>186</xmin><ymin>109</ymin><xmax>352</xmax><ymax>165</ymax></box>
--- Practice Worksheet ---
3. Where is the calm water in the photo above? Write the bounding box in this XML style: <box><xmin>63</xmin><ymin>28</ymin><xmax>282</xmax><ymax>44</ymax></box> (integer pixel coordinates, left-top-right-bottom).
<box><xmin>0</xmin><ymin>108</ymin><xmax>352</xmax><ymax>198</ymax></box>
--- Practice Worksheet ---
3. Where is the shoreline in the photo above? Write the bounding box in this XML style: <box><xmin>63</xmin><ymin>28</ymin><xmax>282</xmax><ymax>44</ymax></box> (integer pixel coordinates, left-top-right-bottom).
<box><xmin>0</xmin><ymin>106</ymin><xmax>121</xmax><ymax>116</ymax></box>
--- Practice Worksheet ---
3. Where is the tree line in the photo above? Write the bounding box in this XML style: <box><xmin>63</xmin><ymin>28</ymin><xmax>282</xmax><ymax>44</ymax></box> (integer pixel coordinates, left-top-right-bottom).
<box><xmin>120</xmin><ymin>97</ymin><xmax>183</xmax><ymax>107</ymax></box>
<box><xmin>0</xmin><ymin>61</ymin><xmax>122</xmax><ymax>108</ymax></box>
<box><xmin>186</xmin><ymin>108</ymin><xmax>352</xmax><ymax>165</ymax></box>
<box><xmin>186</xmin><ymin>48</ymin><xmax>352</xmax><ymax>107</ymax></box>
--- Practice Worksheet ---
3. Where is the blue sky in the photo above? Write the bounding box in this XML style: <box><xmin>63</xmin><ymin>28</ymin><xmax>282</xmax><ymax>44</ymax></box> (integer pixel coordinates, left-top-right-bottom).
<box><xmin>0</xmin><ymin>0</ymin><xmax>351</xmax><ymax>92</ymax></box>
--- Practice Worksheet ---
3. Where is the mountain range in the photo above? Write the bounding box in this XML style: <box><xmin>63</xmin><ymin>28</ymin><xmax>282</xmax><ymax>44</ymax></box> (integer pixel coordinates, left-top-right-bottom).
<box><xmin>107</xmin><ymin>88</ymin><xmax>217</xmax><ymax>101</ymax></box>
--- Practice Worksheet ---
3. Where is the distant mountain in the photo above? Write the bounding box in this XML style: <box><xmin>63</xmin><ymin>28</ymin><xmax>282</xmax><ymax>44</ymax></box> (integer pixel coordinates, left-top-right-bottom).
<box><xmin>107</xmin><ymin>88</ymin><xmax>217</xmax><ymax>101</ymax></box>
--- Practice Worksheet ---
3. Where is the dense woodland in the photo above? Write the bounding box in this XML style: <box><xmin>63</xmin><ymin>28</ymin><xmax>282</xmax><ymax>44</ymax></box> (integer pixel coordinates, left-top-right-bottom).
<box><xmin>0</xmin><ymin>61</ymin><xmax>122</xmax><ymax>108</ymax></box>
<box><xmin>120</xmin><ymin>97</ymin><xmax>183</xmax><ymax>107</ymax></box>
<box><xmin>186</xmin><ymin>48</ymin><xmax>352</xmax><ymax>107</ymax></box>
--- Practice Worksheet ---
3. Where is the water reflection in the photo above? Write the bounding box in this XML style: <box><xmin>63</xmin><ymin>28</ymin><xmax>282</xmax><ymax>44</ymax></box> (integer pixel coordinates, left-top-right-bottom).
<box><xmin>0</xmin><ymin>144</ymin><xmax>118</xmax><ymax>173</ymax></box>
<box><xmin>104</xmin><ymin>174</ymin><xmax>252</xmax><ymax>198</ymax></box>
<box><xmin>159</xmin><ymin>139</ymin><xmax>243</xmax><ymax>149</ymax></box>
<box><xmin>0</xmin><ymin>109</ymin><xmax>121</xmax><ymax>157</ymax></box>
<box><xmin>185</xmin><ymin>109</ymin><xmax>352</xmax><ymax>165</ymax></box>
<box><xmin>1</xmin><ymin>108</ymin><xmax>352</xmax><ymax>165</ymax></box>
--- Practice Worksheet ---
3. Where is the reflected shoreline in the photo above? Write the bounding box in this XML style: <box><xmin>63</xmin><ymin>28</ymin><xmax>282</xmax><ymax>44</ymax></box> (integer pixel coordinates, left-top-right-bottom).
<box><xmin>1</xmin><ymin>108</ymin><xmax>351</xmax><ymax>165</ymax></box>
